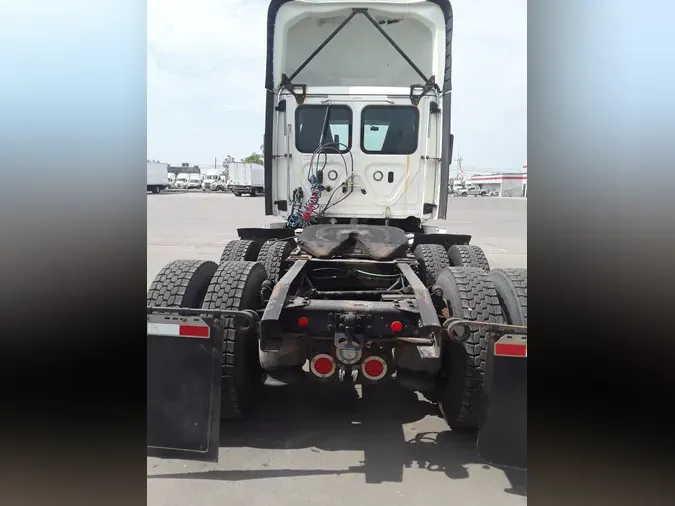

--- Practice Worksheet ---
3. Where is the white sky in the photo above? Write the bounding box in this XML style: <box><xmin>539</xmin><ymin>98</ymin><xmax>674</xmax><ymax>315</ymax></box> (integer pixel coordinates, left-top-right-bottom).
<box><xmin>148</xmin><ymin>0</ymin><xmax>526</xmax><ymax>171</ymax></box>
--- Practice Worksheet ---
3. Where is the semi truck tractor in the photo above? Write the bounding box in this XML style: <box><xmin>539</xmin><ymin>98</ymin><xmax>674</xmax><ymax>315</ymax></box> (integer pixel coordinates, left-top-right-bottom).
<box><xmin>147</xmin><ymin>0</ymin><xmax>527</xmax><ymax>471</ymax></box>
<box><xmin>201</xmin><ymin>169</ymin><xmax>223</xmax><ymax>191</ymax></box>
<box><xmin>186</xmin><ymin>173</ymin><xmax>202</xmax><ymax>190</ymax></box>
<box><xmin>174</xmin><ymin>173</ymin><xmax>189</xmax><ymax>189</ymax></box>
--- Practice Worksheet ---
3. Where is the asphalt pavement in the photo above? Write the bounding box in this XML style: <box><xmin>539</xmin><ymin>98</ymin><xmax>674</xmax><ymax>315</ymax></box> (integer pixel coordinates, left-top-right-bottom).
<box><xmin>147</xmin><ymin>191</ymin><xmax>528</xmax><ymax>506</ymax></box>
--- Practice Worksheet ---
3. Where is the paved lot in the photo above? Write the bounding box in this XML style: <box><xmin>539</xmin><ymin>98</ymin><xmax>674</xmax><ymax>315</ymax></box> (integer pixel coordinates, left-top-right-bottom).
<box><xmin>147</xmin><ymin>191</ymin><xmax>527</xmax><ymax>506</ymax></box>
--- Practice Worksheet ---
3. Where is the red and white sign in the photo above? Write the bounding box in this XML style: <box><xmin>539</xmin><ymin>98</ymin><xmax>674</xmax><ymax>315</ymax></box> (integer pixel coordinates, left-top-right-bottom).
<box><xmin>470</xmin><ymin>174</ymin><xmax>527</xmax><ymax>184</ymax></box>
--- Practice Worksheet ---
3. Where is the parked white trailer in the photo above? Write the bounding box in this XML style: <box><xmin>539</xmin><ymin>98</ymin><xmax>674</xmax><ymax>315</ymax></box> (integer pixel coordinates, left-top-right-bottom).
<box><xmin>147</xmin><ymin>162</ymin><xmax>169</xmax><ymax>193</ymax></box>
<box><xmin>229</xmin><ymin>162</ymin><xmax>264</xmax><ymax>197</ymax></box>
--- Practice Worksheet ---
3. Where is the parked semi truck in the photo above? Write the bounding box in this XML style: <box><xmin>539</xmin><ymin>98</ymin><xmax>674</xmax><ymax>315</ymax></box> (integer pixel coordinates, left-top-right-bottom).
<box><xmin>201</xmin><ymin>169</ymin><xmax>223</xmax><ymax>191</ymax></box>
<box><xmin>146</xmin><ymin>161</ymin><xmax>169</xmax><ymax>193</ymax></box>
<box><xmin>186</xmin><ymin>173</ymin><xmax>202</xmax><ymax>190</ymax></box>
<box><xmin>229</xmin><ymin>162</ymin><xmax>264</xmax><ymax>197</ymax></box>
<box><xmin>147</xmin><ymin>0</ymin><xmax>527</xmax><ymax>471</ymax></box>
<box><xmin>174</xmin><ymin>173</ymin><xmax>189</xmax><ymax>189</ymax></box>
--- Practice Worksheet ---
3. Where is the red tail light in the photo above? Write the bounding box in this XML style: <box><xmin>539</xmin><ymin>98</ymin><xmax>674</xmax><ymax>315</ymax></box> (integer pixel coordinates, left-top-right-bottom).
<box><xmin>310</xmin><ymin>354</ymin><xmax>336</xmax><ymax>378</ymax></box>
<box><xmin>361</xmin><ymin>356</ymin><xmax>387</xmax><ymax>381</ymax></box>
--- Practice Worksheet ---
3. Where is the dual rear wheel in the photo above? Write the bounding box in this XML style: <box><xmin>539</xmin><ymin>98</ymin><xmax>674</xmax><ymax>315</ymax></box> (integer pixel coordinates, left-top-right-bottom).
<box><xmin>147</xmin><ymin>238</ymin><xmax>299</xmax><ymax>420</ymax></box>
<box><xmin>410</xmin><ymin>242</ymin><xmax>525</xmax><ymax>432</ymax></box>
<box><xmin>433</xmin><ymin>265</ymin><xmax>527</xmax><ymax>432</ymax></box>
<box><xmin>147</xmin><ymin>259</ymin><xmax>266</xmax><ymax>419</ymax></box>
<box><xmin>412</xmin><ymin>243</ymin><xmax>491</xmax><ymax>287</ymax></box>
<box><xmin>147</xmin><ymin>242</ymin><xmax>526</xmax><ymax>429</ymax></box>
<box><xmin>219</xmin><ymin>238</ymin><xmax>294</xmax><ymax>284</ymax></box>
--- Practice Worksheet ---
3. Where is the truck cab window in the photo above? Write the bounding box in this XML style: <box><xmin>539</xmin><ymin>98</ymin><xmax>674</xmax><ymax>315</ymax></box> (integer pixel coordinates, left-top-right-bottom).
<box><xmin>361</xmin><ymin>106</ymin><xmax>419</xmax><ymax>155</ymax></box>
<box><xmin>296</xmin><ymin>105</ymin><xmax>352</xmax><ymax>153</ymax></box>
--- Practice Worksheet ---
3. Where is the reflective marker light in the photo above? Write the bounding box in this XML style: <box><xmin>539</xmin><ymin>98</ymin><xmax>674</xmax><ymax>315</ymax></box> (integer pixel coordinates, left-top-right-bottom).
<box><xmin>147</xmin><ymin>322</ymin><xmax>210</xmax><ymax>339</ymax></box>
<box><xmin>494</xmin><ymin>335</ymin><xmax>527</xmax><ymax>358</ymax></box>
<box><xmin>495</xmin><ymin>342</ymin><xmax>527</xmax><ymax>357</ymax></box>
<box><xmin>390</xmin><ymin>320</ymin><xmax>403</xmax><ymax>332</ymax></box>
<box><xmin>298</xmin><ymin>316</ymin><xmax>309</xmax><ymax>327</ymax></box>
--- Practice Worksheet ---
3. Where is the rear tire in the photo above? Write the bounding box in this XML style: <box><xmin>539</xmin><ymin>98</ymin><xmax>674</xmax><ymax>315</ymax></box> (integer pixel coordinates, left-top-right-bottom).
<box><xmin>202</xmin><ymin>261</ymin><xmax>267</xmax><ymax>419</ymax></box>
<box><xmin>234</xmin><ymin>192</ymin><xmax>241</xmax><ymax>197</ymax></box>
<box><xmin>250</xmin><ymin>188</ymin><xmax>257</xmax><ymax>197</ymax></box>
<box><xmin>413</xmin><ymin>244</ymin><xmax>450</xmax><ymax>286</ymax></box>
<box><xmin>487</xmin><ymin>269</ymin><xmax>527</xmax><ymax>325</ymax></box>
<box><xmin>147</xmin><ymin>260</ymin><xmax>218</xmax><ymax>308</ymax></box>
<box><xmin>435</xmin><ymin>267</ymin><xmax>505</xmax><ymax>432</ymax></box>
<box><xmin>256</xmin><ymin>240</ymin><xmax>295</xmax><ymax>284</ymax></box>
<box><xmin>220</xmin><ymin>239</ymin><xmax>261</xmax><ymax>263</ymax></box>
<box><xmin>448</xmin><ymin>244</ymin><xmax>491</xmax><ymax>271</ymax></box>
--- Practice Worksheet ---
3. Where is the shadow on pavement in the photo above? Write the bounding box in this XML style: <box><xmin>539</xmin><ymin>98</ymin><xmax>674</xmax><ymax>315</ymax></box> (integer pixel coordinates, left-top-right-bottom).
<box><xmin>149</xmin><ymin>383</ymin><xmax>526</xmax><ymax>496</ymax></box>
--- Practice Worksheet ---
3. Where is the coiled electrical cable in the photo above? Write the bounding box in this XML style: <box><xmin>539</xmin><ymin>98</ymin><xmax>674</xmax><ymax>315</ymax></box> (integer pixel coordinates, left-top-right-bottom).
<box><xmin>287</xmin><ymin>104</ymin><xmax>356</xmax><ymax>228</ymax></box>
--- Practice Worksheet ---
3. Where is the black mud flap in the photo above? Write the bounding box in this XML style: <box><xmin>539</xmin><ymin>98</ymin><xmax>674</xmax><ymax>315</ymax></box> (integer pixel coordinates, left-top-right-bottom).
<box><xmin>147</xmin><ymin>314</ymin><xmax>223</xmax><ymax>462</ymax></box>
<box><xmin>477</xmin><ymin>334</ymin><xmax>527</xmax><ymax>470</ymax></box>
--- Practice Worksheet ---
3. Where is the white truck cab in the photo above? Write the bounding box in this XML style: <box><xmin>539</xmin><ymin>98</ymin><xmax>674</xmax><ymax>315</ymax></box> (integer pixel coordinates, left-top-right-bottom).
<box><xmin>201</xmin><ymin>170</ymin><xmax>221</xmax><ymax>191</ymax></box>
<box><xmin>175</xmin><ymin>173</ymin><xmax>189</xmax><ymax>189</ymax></box>
<box><xmin>187</xmin><ymin>173</ymin><xmax>202</xmax><ymax>190</ymax></box>
<box><xmin>265</xmin><ymin>0</ymin><xmax>453</xmax><ymax>229</ymax></box>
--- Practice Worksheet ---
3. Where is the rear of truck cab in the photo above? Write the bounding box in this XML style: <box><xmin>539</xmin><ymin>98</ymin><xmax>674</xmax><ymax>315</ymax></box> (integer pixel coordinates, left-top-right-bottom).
<box><xmin>270</xmin><ymin>87</ymin><xmax>443</xmax><ymax>222</ymax></box>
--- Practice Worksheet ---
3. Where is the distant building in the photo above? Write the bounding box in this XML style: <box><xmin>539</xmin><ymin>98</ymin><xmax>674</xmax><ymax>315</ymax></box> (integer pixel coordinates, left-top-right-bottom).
<box><xmin>470</xmin><ymin>171</ymin><xmax>527</xmax><ymax>197</ymax></box>
<box><xmin>168</xmin><ymin>162</ymin><xmax>201</xmax><ymax>176</ymax></box>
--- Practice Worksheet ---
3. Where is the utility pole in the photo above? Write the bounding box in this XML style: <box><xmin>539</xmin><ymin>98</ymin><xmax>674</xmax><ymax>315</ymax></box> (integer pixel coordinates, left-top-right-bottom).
<box><xmin>455</xmin><ymin>147</ymin><xmax>465</xmax><ymax>184</ymax></box>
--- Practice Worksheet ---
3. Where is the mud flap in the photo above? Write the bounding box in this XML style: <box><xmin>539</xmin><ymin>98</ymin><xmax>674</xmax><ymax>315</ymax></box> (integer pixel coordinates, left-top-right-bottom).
<box><xmin>477</xmin><ymin>334</ymin><xmax>527</xmax><ymax>470</ymax></box>
<box><xmin>147</xmin><ymin>314</ymin><xmax>223</xmax><ymax>462</ymax></box>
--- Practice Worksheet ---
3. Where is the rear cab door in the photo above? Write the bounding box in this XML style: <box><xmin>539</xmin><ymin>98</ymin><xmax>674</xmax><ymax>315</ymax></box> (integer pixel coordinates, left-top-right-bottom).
<box><xmin>271</xmin><ymin>87</ymin><xmax>442</xmax><ymax>221</ymax></box>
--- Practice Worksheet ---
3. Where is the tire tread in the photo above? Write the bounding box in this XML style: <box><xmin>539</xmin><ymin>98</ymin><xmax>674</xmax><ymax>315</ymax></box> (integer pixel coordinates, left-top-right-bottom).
<box><xmin>448</xmin><ymin>245</ymin><xmax>491</xmax><ymax>271</ymax></box>
<box><xmin>436</xmin><ymin>267</ymin><xmax>504</xmax><ymax>431</ymax></box>
<box><xmin>414</xmin><ymin>244</ymin><xmax>450</xmax><ymax>286</ymax></box>
<box><xmin>202</xmin><ymin>261</ymin><xmax>266</xmax><ymax>419</ymax></box>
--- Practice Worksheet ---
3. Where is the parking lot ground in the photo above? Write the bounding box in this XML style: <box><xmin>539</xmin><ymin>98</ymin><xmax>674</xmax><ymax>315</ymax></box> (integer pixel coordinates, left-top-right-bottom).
<box><xmin>147</xmin><ymin>191</ymin><xmax>527</xmax><ymax>506</ymax></box>
<box><xmin>147</xmin><ymin>192</ymin><xmax>526</xmax><ymax>287</ymax></box>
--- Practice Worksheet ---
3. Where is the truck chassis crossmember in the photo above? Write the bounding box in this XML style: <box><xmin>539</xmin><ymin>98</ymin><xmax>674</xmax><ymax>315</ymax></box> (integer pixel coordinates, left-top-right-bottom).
<box><xmin>259</xmin><ymin>259</ymin><xmax>441</xmax><ymax>351</ymax></box>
